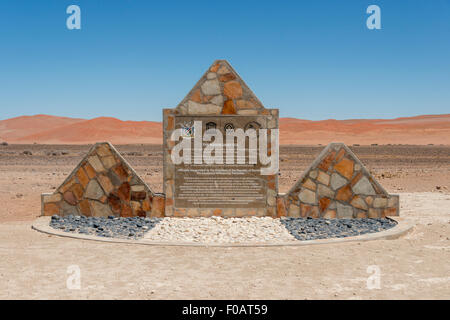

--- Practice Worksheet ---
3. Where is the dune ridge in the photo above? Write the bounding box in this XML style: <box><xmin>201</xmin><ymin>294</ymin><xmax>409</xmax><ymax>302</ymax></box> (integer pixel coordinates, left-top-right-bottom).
<box><xmin>0</xmin><ymin>114</ymin><xmax>449</xmax><ymax>145</ymax></box>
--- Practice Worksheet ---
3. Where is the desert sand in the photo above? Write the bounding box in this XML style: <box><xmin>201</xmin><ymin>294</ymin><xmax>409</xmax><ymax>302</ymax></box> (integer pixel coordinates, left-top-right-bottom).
<box><xmin>1</xmin><ymin>114</ymin><xmax>450</xmax><ymax>145</ymax></box>
<box><xmin>0</xmin><ymin>144</ymin><xmax>449</xmax><ymax>299</ymax></box>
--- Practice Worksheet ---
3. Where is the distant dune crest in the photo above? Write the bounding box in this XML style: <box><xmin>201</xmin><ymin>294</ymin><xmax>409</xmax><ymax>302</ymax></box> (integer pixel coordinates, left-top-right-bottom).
<box><xmin>0</xmin><ymin>114</ymin><xmax>449</xmax><ymax>145</ymax></box>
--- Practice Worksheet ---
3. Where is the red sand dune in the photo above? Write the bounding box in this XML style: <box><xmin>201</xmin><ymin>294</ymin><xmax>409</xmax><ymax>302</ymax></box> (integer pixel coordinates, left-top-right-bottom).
<box><xmin>0</xmin><ymin>114</ymin><xmax>449</xmax><ymax>145</ymax></box>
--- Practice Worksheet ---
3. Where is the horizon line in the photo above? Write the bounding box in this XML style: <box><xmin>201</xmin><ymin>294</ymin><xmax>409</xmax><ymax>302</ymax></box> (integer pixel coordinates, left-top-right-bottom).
<box><xmin>2</xmin><ymin>112</ymin><xmax>450</xmax><ymax>123</ymax></box>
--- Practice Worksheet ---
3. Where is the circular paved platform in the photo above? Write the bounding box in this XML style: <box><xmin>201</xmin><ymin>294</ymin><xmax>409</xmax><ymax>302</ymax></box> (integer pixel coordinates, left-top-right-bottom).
<box><xmin>32</xmin><ymin>216</ymin><xmax>414</xmax><ymax>247</ymax></box>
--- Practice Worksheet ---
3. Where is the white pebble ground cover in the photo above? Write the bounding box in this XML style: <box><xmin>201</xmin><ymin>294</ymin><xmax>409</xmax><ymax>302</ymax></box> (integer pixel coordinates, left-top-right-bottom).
<box><xmin>143</xmin><ymin>216</ymin><xmax>298</xmax><ymax>244</ymax></box>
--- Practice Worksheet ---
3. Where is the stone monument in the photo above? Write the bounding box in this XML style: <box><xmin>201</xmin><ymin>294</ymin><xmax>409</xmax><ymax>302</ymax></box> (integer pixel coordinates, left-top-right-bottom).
<box><xmin>162</xmin><ymin>60</ymin><xmax>279</xmax><ymax>217</ymax></box>
<box><xmin>41</xmin><ymin>59</ymin><xmax>399</xmax><ymax>219</ymax></box>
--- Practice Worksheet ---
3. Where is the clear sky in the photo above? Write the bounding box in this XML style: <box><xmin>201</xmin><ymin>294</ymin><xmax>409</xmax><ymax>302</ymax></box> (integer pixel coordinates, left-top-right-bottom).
<box><xmin>0</xmin><ymin>0</ymin><xmax>449</xmax><ymax>121</ymax></box>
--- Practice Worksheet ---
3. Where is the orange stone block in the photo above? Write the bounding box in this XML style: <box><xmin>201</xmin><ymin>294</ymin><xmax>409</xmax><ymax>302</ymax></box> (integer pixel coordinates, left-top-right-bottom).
<box><xmin>117</xmin><ymin>182</ymin><xmax>131</xmax><ymax>201</ymax></box>
<box><xmin>131</xmin><ymin>191</ymin><xmax>147</xmax><ymax>201</ymax></box>
<box><xmin>121</xmin><ymin>203</ymin><xmax>133</xmax><ymax>217</ymax></box>
<box><xmin>336</xmin><ymin>185</ymin><xmax>353</xmax><ymax>202</ymax></box>
<box><xmin>213</xmin><ymin>208</ymin><xmax>223</xmax><ymax>216</ymax></box>
<box><xmin>335</xmin><ymin>148</ymin><xmax>346</xmax><ymax>162</ymax></box>
<box><xmin>383</xmin><ymin>207</ymin><xmax>398</xmax><ymax>217</ymax></box>
<box><xmin>142</xmin><ymin>198</ymin><xmax>152</xmax><ymax>211</ymax></box>
<box><xmin>221</xmin><ymin>99</ymin><xmax>236</xmax><ymax>114</ymax></box>
<box><xmin>223</xmin><ymin>81</ymin><xmax>243</xmax><ymax>99</ymax></box>
<box><xmin>276</xmin><ymin>197</ymin><xmax>287</xmax><ymax>217</ymax></box>
<box><xmin>78</xmin><ymin>199</ymin><xmax>91</xmax><ymax>216</ymax></box>
<box><xmin>113</xmin><ymin>164</ymin><xmax>129</xmax><ymax>182</ymax></box>
<box><xmin>268</xmin><ymin>180</ymin><xmax>276</xmax><ymax>189</ymax></box>
<box><xmin>190</xmin><ymin>89</ymin><xmax>202</xmax><ymax>103</ymax></box>
<box><xmin>83</xmin><ymin>163</ymin><xmax>97</xmax><ymax>179</ymax></box>
<box><xmin>70</xmin><ymin>183</ymin><xmax>84</xmax><ymax>201</ymax></box>
<box><xmin>319</xmin><ymin>197</ymin><xmax>331</xmax><ymax>212</ymax></box>
<box><xmin>334</xmin><ymin>158</ymin><xmax>354</xmax><ymax>180</ymax></box>
<box><xmin>137</xmin><ymin>209</ymin><xmax>146</xmax><ymax>217</ymax></box>
<box><xmin>166</xmin><ymin>115</ymin><xmax>174</xmax><ymax>130</ymax></box>
<box><xmin>76</xmin><ymin>168</ymin><xmax>90</xmax><ymax>188</ymax></box>
<box><xmin>318</xmin><ymin>151</ymin><xmax>336</xmax><ymax>172</ymax></box>
<box><xmin>44</xmin><ymin>203</ymin><xmax>60</xmax><ymax>215</ymax></box>
<box><xmin>152</xmin><ymin>196</ymin><xmax>165</xmax><ymax>217</ymax></box>
<box><xmin>210</xmin><ymin>62</ymin><xmax>220</xmax><ymax>72</ymax></box>
<box><xmin>219</xmin><ymin>73</ymin><xmax>236</xmax><ymax>82</ymax></box>
<box><xmin>108</xmin><ymin>193</ymin><xmax>122</xmax><ymax>214</ymax></box>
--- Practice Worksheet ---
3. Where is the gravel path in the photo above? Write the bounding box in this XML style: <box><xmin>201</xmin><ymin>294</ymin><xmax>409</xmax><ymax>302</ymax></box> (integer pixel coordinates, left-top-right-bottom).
<box><xmin>49</xmin><ymin>215</ymin><xmax>398</xmax><ymax>243</ymax></box>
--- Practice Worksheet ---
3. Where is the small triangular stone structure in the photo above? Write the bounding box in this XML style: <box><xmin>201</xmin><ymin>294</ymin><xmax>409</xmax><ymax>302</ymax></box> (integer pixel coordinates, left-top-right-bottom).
<box><xmin>277</xmin><ymin>143</ymin><xmax>399</xmax><ymax>218</ymax></box>
<box><xmin>41</xmin><ymin>142</ymin><xmax>164</xmax><ymax>217</ymax></box>
<box><xmin>175</xmin><ymin>59</ymin><xmax>267</xmax><ymax>115</ymax></box>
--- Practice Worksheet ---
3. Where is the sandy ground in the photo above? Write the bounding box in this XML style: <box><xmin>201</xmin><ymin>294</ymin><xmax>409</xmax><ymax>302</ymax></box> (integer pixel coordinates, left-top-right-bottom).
<box><xmin>0</xmin><ymin>144</ymin><xmax>449</xmax><ymax>299</ymax></box>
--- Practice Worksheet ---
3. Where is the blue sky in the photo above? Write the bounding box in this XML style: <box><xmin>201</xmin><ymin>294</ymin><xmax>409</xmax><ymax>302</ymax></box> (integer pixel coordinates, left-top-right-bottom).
<box><xmin>0</xmin><ymin>0</ymin><xmax>449</xmax><ymax>121</ymax></box>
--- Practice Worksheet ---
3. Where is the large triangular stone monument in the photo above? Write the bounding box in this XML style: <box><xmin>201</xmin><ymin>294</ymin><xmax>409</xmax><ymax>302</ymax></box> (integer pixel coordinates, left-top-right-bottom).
<box><xmin>163</xmin><ymin>60</ymin><xmax>279</xmax><ymax>217</ymax></box>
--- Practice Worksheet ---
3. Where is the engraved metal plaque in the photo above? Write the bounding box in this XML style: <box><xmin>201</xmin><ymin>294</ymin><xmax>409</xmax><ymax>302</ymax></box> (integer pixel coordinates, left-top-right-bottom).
<box><xmin>173</xmin><ymin>115</ymin><xmax>269</xmax><ymax>208</ymax></box>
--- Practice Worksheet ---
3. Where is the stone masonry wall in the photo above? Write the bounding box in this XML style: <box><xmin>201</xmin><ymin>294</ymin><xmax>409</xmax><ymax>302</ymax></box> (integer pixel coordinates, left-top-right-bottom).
<box><xmin>276</xmin><ymin>143</ymin><xmax>400</xmax><ymax>218</ymax></box>
<box><xmin>41</xmin><ymin>142</ymin><xmax>165</xmax><ymax>218</ymax></box>
<box><xmin>175</xmin><ymin>60</ymin><xmax>268</xmax><ymax>116</ymax></box>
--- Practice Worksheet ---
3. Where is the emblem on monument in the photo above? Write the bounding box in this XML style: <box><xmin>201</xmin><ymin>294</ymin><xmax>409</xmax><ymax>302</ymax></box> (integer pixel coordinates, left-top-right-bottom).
<box><xmin>181</xmin><ymin>121</ymin><xmax>194</xmax><ymax>138</ymax></box>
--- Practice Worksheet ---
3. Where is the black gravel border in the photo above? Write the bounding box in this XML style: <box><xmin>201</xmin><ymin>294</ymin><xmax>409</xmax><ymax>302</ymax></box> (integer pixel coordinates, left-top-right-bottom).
<box><xmin>49</xmin><ymin>215</ymin><xmax>161</xmax><ymax>239</ymax></box>
<box><xmin>281</xmin><ymin>217</ymin><xmax>398</xmax><ymax>241</ymax></box>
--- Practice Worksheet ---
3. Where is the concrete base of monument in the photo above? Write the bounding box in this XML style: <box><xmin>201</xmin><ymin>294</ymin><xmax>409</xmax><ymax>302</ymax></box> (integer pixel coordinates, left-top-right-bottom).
<box><xmin>32</xmin><ymin>216</ymin><xmax>414</xmax><ymax>247</ymax></box>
